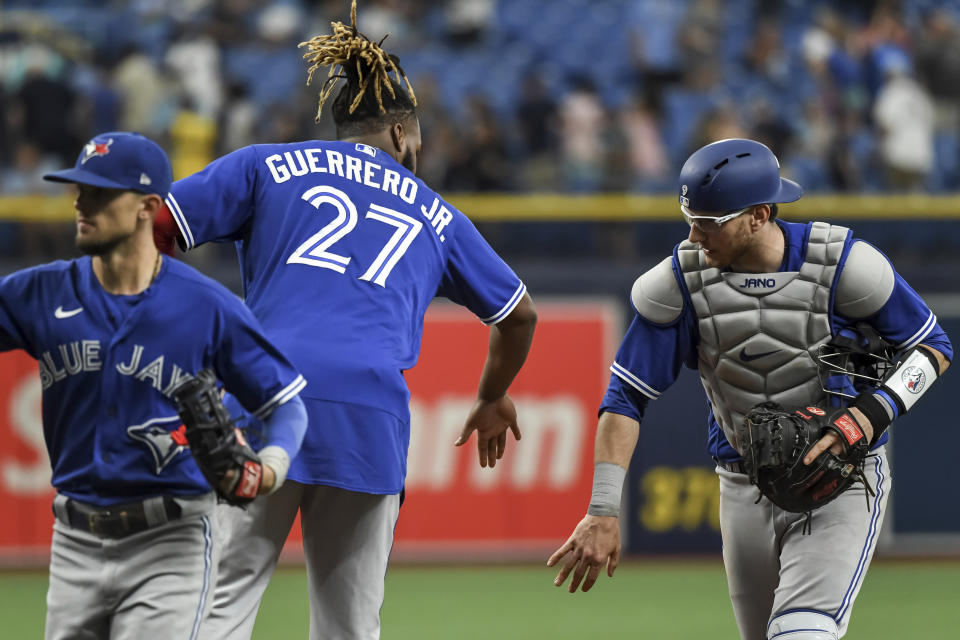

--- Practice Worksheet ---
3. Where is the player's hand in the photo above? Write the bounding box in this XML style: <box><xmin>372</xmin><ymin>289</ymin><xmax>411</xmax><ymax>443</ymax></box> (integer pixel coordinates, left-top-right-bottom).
<box><xmin>259</xmin><ymin>465</ymin><xmax>276</xmax><ymax>495</ymax></box>
<box><xmin>218</xmin><ymin>464</ymin><xmax>274</xmax><ymax>496</ymax></box>
<box><xmin>802</xmin><ymin>408</ymin><xmax>873</xmax><ymax>465</ymax></box>
<box><xmin>547</xmin><ymin>515</ymin><xmax>621</xmax><ymax>593</ymax></box>
<box><xmin>454</xmin><ymin>395</ymin><xmax>522</xmax><ymax>468</ymax></box>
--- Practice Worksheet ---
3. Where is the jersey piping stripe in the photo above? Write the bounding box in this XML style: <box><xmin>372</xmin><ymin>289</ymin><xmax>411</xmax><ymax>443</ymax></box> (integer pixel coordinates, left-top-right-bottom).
<box><xmin>610</xmin><ymin>362</ymin><xmax>661</xmax><ymax>399</ymax></box>
<box><xmin>166</xmin><ymin>193</ymin><xmax>196</xmax><ymax>251</ymax></box>
<box><xmin>481</xmin><ymin>282</ymin><xmax>527</xmax><ymax>325</ymax></box>
<box><xmin>834</xmin><ymin>455</ymin><xmax>885</xmax><ymax>623</ymax></box>
<box><xmin>189</xmin><ymin>514</ymin><xmax>214</xmax><ymax>640</ymax></box>
<box><xmin>252</xmin><ymin>374</ymin><xmax>307</xmax><ymax>420</ymax></box>
<box><xmin>897</xmin><ymin>311</ymin><xmax>936</xmax><ymax>350</ymax></box>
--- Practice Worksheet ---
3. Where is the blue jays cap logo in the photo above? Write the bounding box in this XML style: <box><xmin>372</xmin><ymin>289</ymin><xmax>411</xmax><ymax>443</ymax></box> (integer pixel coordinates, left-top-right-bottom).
<box><xmin>80</xmin><ymin>138</ymin><xmax>113</xmax><ymax>164</ymax></box>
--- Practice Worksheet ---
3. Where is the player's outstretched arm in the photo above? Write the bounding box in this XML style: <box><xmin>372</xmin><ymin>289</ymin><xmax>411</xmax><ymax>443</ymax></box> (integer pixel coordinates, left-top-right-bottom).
<box><xmin>548</xmin><ymin>411</ymin><xmax>639</xmax><ymax>593</ymax></box>
<box><xmin>455</xmin><ymin>293</ymin><xmax>537</xmax><ymax>468</ymax></box>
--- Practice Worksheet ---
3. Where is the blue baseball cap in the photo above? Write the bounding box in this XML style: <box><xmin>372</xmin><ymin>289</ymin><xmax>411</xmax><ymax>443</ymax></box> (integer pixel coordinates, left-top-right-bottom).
<box><xmin>44</xmin><ymin>131</ymin><xmax>172</xmax><ymax>198</ymax></box>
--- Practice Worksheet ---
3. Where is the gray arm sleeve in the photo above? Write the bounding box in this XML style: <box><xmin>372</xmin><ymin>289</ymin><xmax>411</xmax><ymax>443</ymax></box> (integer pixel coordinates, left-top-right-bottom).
<box><xmin>835</xmin><ymin>241</ymin><xmax>895</xmax><ymax>319</ymax></box>
<box><xmin>630</xmin><ymin>257</ymin><xmax>684</xmax><ymax>324</ymax></box>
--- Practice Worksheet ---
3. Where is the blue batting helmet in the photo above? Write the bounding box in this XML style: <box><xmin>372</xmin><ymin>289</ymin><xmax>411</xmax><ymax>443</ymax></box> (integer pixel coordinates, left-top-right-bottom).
<box><xmin>678</xmin><ymin>139</ymin><xmax>803</xmax><ymax>213</ymax></box>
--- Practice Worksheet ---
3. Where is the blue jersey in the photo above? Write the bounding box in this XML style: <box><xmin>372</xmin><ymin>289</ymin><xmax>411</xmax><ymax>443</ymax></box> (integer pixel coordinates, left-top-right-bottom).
<box><xmin>166</xmin><ymin>140</ymin><xmax>525</xmax><ymax>491</ymax></box>
<box><xmin>0</xmin><ymin>257</ymin><xmax>306</xmax><ymax>506</ymax></box>
<box><xmin>601</xmin><ymin>219</ymin><xmax>953</xmax><ymax>461</ymax></box>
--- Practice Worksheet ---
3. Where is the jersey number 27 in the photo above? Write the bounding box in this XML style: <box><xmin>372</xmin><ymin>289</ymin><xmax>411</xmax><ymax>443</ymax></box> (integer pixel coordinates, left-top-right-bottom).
<box><xmin>287</xmin><ymin>185</ymin><xmax>422</xmax><ymax>287</ymax></box>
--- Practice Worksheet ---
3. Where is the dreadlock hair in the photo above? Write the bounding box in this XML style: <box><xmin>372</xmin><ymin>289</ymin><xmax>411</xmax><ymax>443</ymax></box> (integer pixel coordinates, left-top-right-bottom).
<box><xmin>300</xmin><ymin>0</ymin><xmax>417</xmax><ymax>139</ymax></box>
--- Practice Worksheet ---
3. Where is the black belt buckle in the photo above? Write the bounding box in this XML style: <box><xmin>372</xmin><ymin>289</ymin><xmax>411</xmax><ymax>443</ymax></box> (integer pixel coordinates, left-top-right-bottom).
<box><xmin>87</xmin><ymin>508</ymin><xmax>131</xmax><ymax>538</ymax></box>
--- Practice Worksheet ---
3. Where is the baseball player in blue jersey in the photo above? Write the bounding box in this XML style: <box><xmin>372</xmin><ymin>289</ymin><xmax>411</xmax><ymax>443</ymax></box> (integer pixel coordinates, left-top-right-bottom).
<box><xmin>151</xmin><ymin>3</ymin><xmax>537</xmax><ymax>638</ymax></box>
<box><xmin>0</xmin><ymin>131</ymin><xmax>309</xmax><ymax>640</ymax></box>
<box><xmin>549</xmin><ymin>139</ymin><xmax>951</xmax><ymax>639</ymax></box>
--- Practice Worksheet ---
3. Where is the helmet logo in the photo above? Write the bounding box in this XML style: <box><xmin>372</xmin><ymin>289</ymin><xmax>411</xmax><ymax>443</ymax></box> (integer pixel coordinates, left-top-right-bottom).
<box><xmin>681</xmin><ymin>184</ymin><xmax>688</xmax><ymax>195</ymax></box>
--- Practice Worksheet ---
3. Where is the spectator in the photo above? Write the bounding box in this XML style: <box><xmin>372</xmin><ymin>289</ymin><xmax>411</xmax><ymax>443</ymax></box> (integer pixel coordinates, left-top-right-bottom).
<box><xmin>915</xmin><ymin>8</ymin><xmax>960</xmax><ymax>189</ymax></box>
<box><xmin>443</xmin><ymin>95</ymin><xmax>512</xmax><ymax>191</ymax></box>
<box><xmin>112</xmin><ymin>46</ymin><xmax>175</xmax><ymax>139</ymax></box>
<box><xmin>616</xmin><ymin>90</ymin><xmax>670</xmax><ymax>191</ymax></box>
<box><xmin>915</xmin><ymin>8</ymin><xmax>960</xmax><ymax>129</ymax></box>
<box><xmin>740</xmin><ymin>19</ymin><xmax>791</xmax><ymax>93</ymax></box>
<box><xmin>515</xmin><ymin>70</ymin><xmax>559</xmax><ymax>190</ymax></box>
<box><xmin>165</xmin><ymin>23</ymin><xmax>224</xmax><ymax>121</ymax></box>
<box><xmin>445</xmin><ymin>0</ymin><xmax>494</xmax><ymax>46</ymax></box>
<box><xmin>628</xmin><ymin>0</ymin><xmax>686</xmax><ymax>111</ymax></box>
<box><xmin>13</xmin><ymin>56</ymin><xmax>79</xmax><ymax>166</ymax></box>
<box><xmin>219</xmin><ymin>82</ymin><xmax>258</xmax><ymax>154</ymax></box>
<box><xmin>558</xmin><ymin>76</ymin><xmax>606</xmax><ymax>192</ymax></box>
<box><xmin>873</xmin><ymin>49</ymin><xmax>935</xmax><ymax>190</ymax></box>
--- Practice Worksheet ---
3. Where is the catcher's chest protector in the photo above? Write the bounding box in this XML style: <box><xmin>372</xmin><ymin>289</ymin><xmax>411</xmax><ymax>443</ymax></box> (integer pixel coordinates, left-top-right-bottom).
<box><xmin>677</xmin><ymin>222</ymin><xmax>850</xmax><ymax>453</ymax></box>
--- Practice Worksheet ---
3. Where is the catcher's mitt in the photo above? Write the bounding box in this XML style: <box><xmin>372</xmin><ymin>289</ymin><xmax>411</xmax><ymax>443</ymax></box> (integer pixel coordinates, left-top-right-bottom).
<box><xmin>171</xmin><ymin>369</ymin><xmax>262</xmax><ymax>506</ymax></box>
<box><xmin>736</xmin><ymin>402</ymin><xmax>872</xmax><ymax>513</ymax></box>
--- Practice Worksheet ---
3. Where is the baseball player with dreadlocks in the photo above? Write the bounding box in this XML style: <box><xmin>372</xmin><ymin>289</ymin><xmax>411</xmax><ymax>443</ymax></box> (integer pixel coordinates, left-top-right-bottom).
<box><xmin>548</xmin><ymin>139</ymin><xmax>951</xmax><ymax>639</ymax></box>
<box><xmin>0</xmin><ymin>132</ymin><xmax>308</xmax><ymax>640</ymax></box>
<box><xmin>152</xmin><ymin>2</ymin><xmax>537</xmax><ymax>637</ymax></box>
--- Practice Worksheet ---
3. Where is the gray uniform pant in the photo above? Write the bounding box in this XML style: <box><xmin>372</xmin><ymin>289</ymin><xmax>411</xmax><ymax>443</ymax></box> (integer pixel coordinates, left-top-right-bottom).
<box><xmin>201</xmin><ymin>480</ymin><xmax>401</xmax><ymax>640</ymax></box>
<box><xmin>45</xmin><ymin>493</ymin><xmax>218</xmax><ymax>640</ymax></box>
<box><xmin>718</xmin><ymin>448</ymin><xmax>890</xmax><ymax>640</ymax></box>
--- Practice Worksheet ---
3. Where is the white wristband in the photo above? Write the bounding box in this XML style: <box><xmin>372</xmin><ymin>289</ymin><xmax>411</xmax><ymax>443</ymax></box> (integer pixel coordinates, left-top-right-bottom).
<box><xmin>882</xmin><ymin>347</ymin><xmax>940</xmax><ymax>413</ymax></box>
<box><xmin>258</xmin><ymin>446</ymin><xmax>291</xmax><ymax>494</ymax></box>
<box><xmin>587</xmin><ymin>462</ymin><xmax>627</xmax><ymax>517</ymax></box>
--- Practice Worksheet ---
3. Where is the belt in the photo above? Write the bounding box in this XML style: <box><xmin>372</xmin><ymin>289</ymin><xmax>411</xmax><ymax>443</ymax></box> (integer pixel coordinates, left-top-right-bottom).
<box><xmin>716</xmin><ymin>459</ymin><xmax>746</xmax><ymax>474</ymax></box>
<box><xmin>54</xmin><ymin>496</ymin><xmax>183</xmax><ymax>539</ymax></box>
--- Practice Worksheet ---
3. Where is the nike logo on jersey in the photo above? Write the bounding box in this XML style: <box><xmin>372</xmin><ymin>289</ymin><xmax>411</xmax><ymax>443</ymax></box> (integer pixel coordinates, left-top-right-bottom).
<box><xmin>54</xmin><ymin>306</ymin><xmax>84</xmax><ymax>319</ymax></box>
<box><xmin>739</xmin><ymin>347</ymin><xmax>781</xmax><ymax>362</ymax></box>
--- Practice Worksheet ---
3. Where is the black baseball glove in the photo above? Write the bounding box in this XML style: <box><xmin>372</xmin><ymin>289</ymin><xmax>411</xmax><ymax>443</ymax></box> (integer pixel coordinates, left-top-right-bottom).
<box><xmin>736</xmin><ymin>401</ymin><xmax>873</xmax><ymax>513</ymax></box>
<box><xmin>171</xmin><ymin>369</ymin><xmax>262</xmax><ymax>507</ymax></box>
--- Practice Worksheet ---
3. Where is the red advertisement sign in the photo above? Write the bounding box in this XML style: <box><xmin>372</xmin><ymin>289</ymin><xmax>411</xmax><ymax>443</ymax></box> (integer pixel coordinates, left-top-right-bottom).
<box><xmin>0</xmin><ymin>351</ymin><xmax>54</xmax><ymax>560</ymax></box>
<box><xmin>395</xmin><ymin>301</ymin><xmax>618</xmax><ymax>555</ymax></box>
<box><xmin>0</xmin><ymin>300</ymin><xmax>618</xmax><ymax>561</ymax></box>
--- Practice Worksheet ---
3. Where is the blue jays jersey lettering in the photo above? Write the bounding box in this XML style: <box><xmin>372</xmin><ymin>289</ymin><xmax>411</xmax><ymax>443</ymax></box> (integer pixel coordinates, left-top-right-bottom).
<box><xmin>0</xmin><ymin>257</ymin><xmax>306</xmax><ymax>506</ymax></box>
<box><xmin>600</xmin><ymin>219</ymin><xmax>952</xmax><ymax>461</ymax></box>
<box><xmin>166</xmin><ymin>140</ymin><xmax>525</xmax><ymax>490</ymax></box>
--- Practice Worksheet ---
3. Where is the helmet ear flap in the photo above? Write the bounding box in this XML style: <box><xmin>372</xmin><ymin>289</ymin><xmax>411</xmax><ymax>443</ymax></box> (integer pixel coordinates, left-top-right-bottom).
<box><xmin>817</xmin><ymin>323</ymin><xmax>896</xmax><ymax>400</ymax></box>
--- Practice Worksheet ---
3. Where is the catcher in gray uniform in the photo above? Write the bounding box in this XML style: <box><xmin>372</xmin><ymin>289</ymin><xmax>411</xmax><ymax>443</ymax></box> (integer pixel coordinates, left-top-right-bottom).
<box><xmin>548</xmin><ymin>138</ymin><xmax>952</xmax><ymax>639</ymax></box>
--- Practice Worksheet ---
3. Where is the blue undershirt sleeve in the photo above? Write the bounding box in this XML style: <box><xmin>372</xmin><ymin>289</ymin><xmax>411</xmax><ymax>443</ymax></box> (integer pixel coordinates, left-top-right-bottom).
<box><xmin>259</xmin><ymin>394</ymin><xmax>307</xmax><ymax>459</ymax></box>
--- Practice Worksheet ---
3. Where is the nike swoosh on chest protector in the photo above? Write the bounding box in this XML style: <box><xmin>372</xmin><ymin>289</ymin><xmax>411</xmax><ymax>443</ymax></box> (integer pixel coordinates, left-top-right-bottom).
<box><xmin>738</xmin><ymin>347</ymin><xmax>781</xmax><ymax>362</ymax></box>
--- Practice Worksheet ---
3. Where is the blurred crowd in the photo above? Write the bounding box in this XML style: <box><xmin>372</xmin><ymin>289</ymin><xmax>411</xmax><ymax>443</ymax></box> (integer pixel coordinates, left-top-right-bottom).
<box><xmin>1</xmin><ymin>0</ymin><xmax>960</xmax><ymax>263</ymax></box>
<box><xmin>4</xmin><ymin>0</ymin><xmax>960</xmax><ymax>194</ymax></box>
